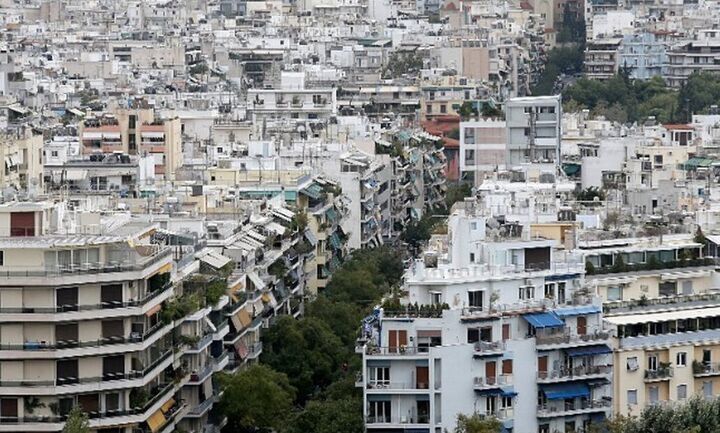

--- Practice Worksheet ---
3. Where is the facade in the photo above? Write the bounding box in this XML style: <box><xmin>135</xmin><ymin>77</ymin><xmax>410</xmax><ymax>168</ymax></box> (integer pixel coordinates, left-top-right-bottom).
<box><xmin>505</xmin><ymin>95</ymin><xmax>563</xmax><ymax>168</ymax></box>
<box><xmin>459</xmin><ymin>119</ymin><xmax>507</xmax><ymax>185</ymax></box>
<box><xmin>618</xmin><ymin>33</ymin><xmax>667</xmax><ymax>80</ymax></box>
<box><xmin>585</xmin><ymin>38</ymin><xmax>621</xmax><ymax>80</ymax></box>
<box><xmin>359</xmin><ymin>207</ymin><xmax>611</xmax><ymax>433</ymax></box>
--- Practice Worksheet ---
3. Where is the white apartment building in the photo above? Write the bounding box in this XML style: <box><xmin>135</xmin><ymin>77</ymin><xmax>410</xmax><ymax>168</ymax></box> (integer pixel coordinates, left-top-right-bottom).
<box><xmin>505</xmin><ymin>96</ymin><xmax>562</xmax><ymax>169</ymax></box>
<box><xmin>459</xmin><ymin>119</ymin><xmax>507</xmax><ymax>185</ymax></box>
<box><xmin>359</xmin><ymin>206</ymin><xmax>612</xmax><ymax>433</ymax></box>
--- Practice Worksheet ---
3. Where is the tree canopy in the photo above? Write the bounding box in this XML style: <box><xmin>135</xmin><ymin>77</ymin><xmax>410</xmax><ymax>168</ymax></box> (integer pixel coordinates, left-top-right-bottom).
<box><xmin>217</xmin><ymin>365</ymin><xmax>296</xmax><ymax>433</ymax></box>
<box><xmin>594</xmin><ymin>397</ymin><xmax>720</xmax><ymax>433</ymax></box>
<box><xmin>61</xmin><ymin>407</ymin><xmax>90</xmax><ymax>433</ymax></box>
<box><xmin>454</xmin><ymin>413</ymin><xmax>503</xmax><ymax>433</ymax></box>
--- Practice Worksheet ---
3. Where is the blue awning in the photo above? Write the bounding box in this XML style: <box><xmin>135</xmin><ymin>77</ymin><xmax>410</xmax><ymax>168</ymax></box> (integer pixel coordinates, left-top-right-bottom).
<box><xmin>554</xmin><ymin>305</ymin><xmax>602</xmax><ymax>318</ymax></box>
<box><xmin>541</xmin><ymin>383</ymin><xmax>590</xmax><ymax>400</ymax></box>
<box><xmin>565</xmin><ymin>344</ymin><xmax>612</xmax><ymax>357</ymax></box>
<box><xmin>523</xmin><ymin>312</ymin><xmax>564</xmax><ymax>329</ymax></box>
<box><xmin>475</xmin><ymin>387</ymin><xmax>516</xmax><ymax>397</ymax></box>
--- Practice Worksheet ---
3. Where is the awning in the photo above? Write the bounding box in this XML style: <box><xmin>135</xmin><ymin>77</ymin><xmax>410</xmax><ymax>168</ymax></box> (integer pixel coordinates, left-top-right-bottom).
<box><xmin>200</xmin><ymin>251</ymin><xmax>232</xmax><ymax>269</ymax></box>
<box><xmin>160</xmin><ymin>398</ymin><xmax>175</xmax><ymax>414</ymax></box>
<box><xmin>554</xmin><ymin>305</ymin><xmax>601</xmax><ymax>318</ymax></box>
<box><xmin>266</xmin><ymin>222</ymin><xmax>286</xmax><ymax>236</ymax></box>
<box><xmin>231</xmin><ymin>309</ymin><xmax>252</xmax><ymax>331</ymax></box>
<box><xmin>234</xmin><ymin>340</ymin><xmax>249</xmax><ymax>359</ymax></box>
<box><xmin>476</xmin><ymin>387</ymin><xmax>516</xmax><ymax>396</ymax></box>
<box><xmin>417</xmin><ymin>330</ymin><xmax>441</xmax><ymax>338</ymax></box>
<box><xmin>247</xmin><ymin>271</ymin><xmax>265</xmax><ymax>290</ymax></box>
<box><xmin>64</xmin><ymin>170</ymin><xmax>88</xmax><ymax>181</ymax></box>
<box><xmin>565</xmin><ymin>344</ymin><xmax>612</xmax><ymax>357</ymax></box>
<box><xmin>146</xmin><ymin>409</ymin><xmax>167</xmax><ymax>433</ymax></box>
<box><xmin>301</xmin><ymin>183</ymin><xmax>323</xmax><ymax>199</ymax></box>
<box><xmin>304</xmin><ymin>229</ymin><xmax>318</xmax><ymax>246</ymax></box>
<box><xmin>145</xmin><ymin>304</ymin><xmax>162</xmax><ymax>317</ymax></box>
<box><xmin>329</xmin><ymin>232</ymin><xmax>342</xmax><ymax>250</ymax></box>
<box><xmin>523</xmin><ymin>312</ymin><xmax>564</xmax><ymax>329</ymax></box>
<box><xmin>541</xmin><ymin>383</ymin><xmax>590</xmax><ymax>400</ymax></box>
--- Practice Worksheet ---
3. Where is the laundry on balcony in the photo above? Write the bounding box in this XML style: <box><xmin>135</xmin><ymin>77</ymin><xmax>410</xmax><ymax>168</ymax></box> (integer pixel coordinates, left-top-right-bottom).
<box><xmin>523</xmin><ymin>312</ymin><xmax>564</xmax><ymax>329</ymax></box>
<box><xmin>541</xmin><ymin>382</ymin><xmax>590</xmax><ymax>400</ymax></box>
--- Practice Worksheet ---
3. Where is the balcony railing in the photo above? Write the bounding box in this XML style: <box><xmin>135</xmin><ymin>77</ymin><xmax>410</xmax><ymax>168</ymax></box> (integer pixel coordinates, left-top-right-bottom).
<box><xmin>477</xmin><ymin>408</ymin><xmax>514</xmax><ymax>419</ymax></box>
<box><xmin>644</xmin><ymin>367</ymin><xmax>674</xmax><ymax>381</ymax></box>
<box><xmin>365</xmin><ymin>346</ymin><xmax>428</xmax><ymax>356</ymax></box>
<box><xmin>1</xmin><ymin>349</ymin><xmax>173</xmax><ymax>388</ymax></box>
<box><xmin>538</xmin><ymin>365</ymin><xmax>612</xmax><ymax>381</ymax></box>
<box><xmin>1</xmin><ymin>321</ymin><xmax>169</xmax><ymax>351</ymax></box>
<box><xmin>473</xmin><ymin>375</ymin><xmax>513</xmax><ymax>387</ymax></box>
<box><xmin>535</xmin><ymin>329</ymin><xmax>610</xmax><ymax>347</ymax></box>
<box><xmin>474</xmin><ymin>341</ymin><xmax>505</xmax><ymax>354</ymax></box>
<box><xmin>366</xmin><ymin>414</ymin><xmax>430</xmax><ymax>424</ymax></box>
<box><xmin>693</xmin><ymin>361</ymin><xmax>720</xmax><ymax>376</ymax></box>
<box><xmin>0</xmin><ymin>282</ymin><xmax>172</xmax><ymax>315</ymax></box>
<box><xmin>537</xmin><ymin>399</ymin><xmax>611</xmax><ymax>417</ymax></box>
<box><xmin>0</xmin><ymin>247</ymin><xmax>172</xmax><ymax>279</ymax></box>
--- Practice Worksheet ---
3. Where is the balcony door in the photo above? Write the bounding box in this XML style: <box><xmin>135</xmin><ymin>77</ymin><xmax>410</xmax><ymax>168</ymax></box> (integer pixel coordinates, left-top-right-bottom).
<box><xmin>485</xmin><ymin>361</ymin><xmax>497</xmax><ymax>384</ymax></box>
<box><xmin>577</xmin><ymin>316</ymin><xmax>587</xmax><ymax>336</ymax></box>
<box><xmin>388</xmin><ymin>330</ymin><xmax>407</xmax><ymax>353</ymax></box>
<box><xmin>101</xmin><ymin>284</ymin><xmax>123</xmax><ymax>308</ymax></box>
<box><xmin>0</xmin><ymin>398</ymin><xmax>17</xmax><ymax>421</ymax></box>
<box><xmin>56</xmin><ymin>287</ymin><xmax>78</xmax><ymax>312</ymax></box>
<box><xmin>416</xmin><ymin>366</ymin><xmax>429</xmax><ymax>389</ymax></box>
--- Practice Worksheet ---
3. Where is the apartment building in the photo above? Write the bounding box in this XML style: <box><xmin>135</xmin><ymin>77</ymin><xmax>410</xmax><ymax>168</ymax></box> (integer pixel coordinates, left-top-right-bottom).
<box><xmin>420</xmin><ymin>76</ymin><xmax>485</xmax><ymax>120</ymax></box>
<box><xmin>329</xmin><ymin>151</ymin><xmax>392</xmax><ymax>250</ymax></box>
<box><xmin>504</xmin><ymin>95</ymin><xmax>562</xmax><ymax>169</ymax></box>
<box><xmin>585</xmin><ymin>38</ymin><xmax>621</xmax><ymax>80</ymax></box>
<box><xmin>665</xmin><ymin>30</ymin><xmax>720</xmax><ymax>88</ymax></box>
<box><xmin>0</xmin><ymin>202</ymin><xmax>183</xmax><ymax>433</ymax></box>
<box><xmin>359</xmin><ymin>208</ymin><xmax>611</xmax><ymax>433</ymax></box>
<box><xmin>80</xmin><ymin>107</ymin><xmax>183</xmax><ymax>181</ymax></box>
<box><xmin>605</xmin><ymin>295</ymin><xmax>720</xmax><ymax>415</ymax></box>
<box><xmin>0</xmin><ymin>125</ymin><xmax>43</xmax><ymax>194</ymax></box>
<box><xmin>618</xmin><ymin>33</ymin><xmax>667</xmax><ymax>80</ymax></box>
<box><xmin>581</xmin><ymin>235</ymin><xmax>713</xmax><ymax>303</ymax></box>
<box><xmin>459</xmin><ymin>119</ymin><xmax>507</xmax><ymax>185</ymax></box>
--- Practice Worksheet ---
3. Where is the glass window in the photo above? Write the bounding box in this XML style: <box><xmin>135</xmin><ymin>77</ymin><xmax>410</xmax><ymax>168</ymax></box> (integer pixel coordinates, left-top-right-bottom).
<box><xmin>649</xmin><ymin>386</ymin><xmax>659</xmax><ymax>403</ymax></box>
<box><xmin>627</xmin><ymin>389</ymin><xmax>638</xmax><ymax>405</ymax></box>
<box><xmin>676</xmin><ymin>352</ymin><xmax>687</xmax><ymax>367</ymax></box>
<box><xmin>607</xmin><ymin>286</ymin><xmax>623</xmax><ymax>301</ymax></box>
<box><xmin>678</xmin><ymin>384</ymin><xmax>687</xmax><ymax>400</ymax></box>
<box><xmin>468</xmin><ymin>291</ymin><xmax>483</xmax><ymax>308</ymax></box>
<box><xmin>704</xmin><ymin>381</ymin><xmax>713</xmax><ymax>399</ymax></box>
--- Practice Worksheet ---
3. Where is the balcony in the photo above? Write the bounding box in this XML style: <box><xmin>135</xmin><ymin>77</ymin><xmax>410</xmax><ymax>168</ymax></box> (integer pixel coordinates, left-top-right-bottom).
<box><xmin>0</xmin><ymin>247</ymin><xmax>172</xmax><ymax>287</ymax></box>
<box><xmin>247</xmin><ymin>341</ymin><xmax>263</xmax><ymax>360</ymax></box>
<box><xmin>473</xmin><ymin>341</ymin><xmax>505</xmax><ymax>357</ymax></box>
<box><xmin>477</xmin><ymin>408</ymin><xmax>514</xmax><ymax>420</ymax></box>
<box><xmin>365</xmin><ymin>346</ymin><xmax>430</xmax><ymax>357</ymax></box>
<box><xmin>538</xmin><ymin>365</ymin><xmax>612</xmax><ymax>383</ymax></box>
<box><xmin>693</xmin><ymin>361</ymin><xmax>720</xmax><ymax>377</ymax></box>
<box><xmin>537</xmin><ymin>399</ymin><xmax>611</xmax><ymax>418</ymax></box>
<box><xmin>644</xmin><ymin>367</ymin><xmax>674</xmax><ymax>382</ymax></box>
<box><xmin>366</xmin><ymin>414</ymin><xmax>430</xmax><ymax>426</ymax></box>
<box><xmin>473</xmin><ymin>374</ymin><xmax>513</xmax><ymax>390</ymax></box>
<box><xmin>186</xmin><ymin>396</ymin><xmax>217</xmax><ymax>418</ymax></box>
<box><xmin>535</xmin><ymin>329</ymin><xmax>610</xmax><ymax>349</ymax></box>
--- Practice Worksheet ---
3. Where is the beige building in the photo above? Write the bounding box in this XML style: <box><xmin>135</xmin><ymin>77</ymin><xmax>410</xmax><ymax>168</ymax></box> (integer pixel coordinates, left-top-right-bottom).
<box><xmin>606</xmin><ymin>297</ymin><xmax>720</xmax><ymax>416</ymax></box>
<box><xmin>0</xmin><ymin>126</ymin><xmax>43</xmax><ymax>194</ymax></box>
<box><xmin>80</xmin><ymin>107</ymin><xmax>183</xmax><ymax>181</ymax></box>
<box><xmin>0</xmin><ymin>202</ymin><xmax>186</xmax><ymax>433</ymax></box>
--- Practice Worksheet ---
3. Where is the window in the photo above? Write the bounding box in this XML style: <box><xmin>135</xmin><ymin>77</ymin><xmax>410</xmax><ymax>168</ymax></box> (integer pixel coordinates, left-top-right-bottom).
<box><xmin>607</xmin><ymin>286</ymin><xmax>623</xmax><ymax>301</ymax></box>
<box><xmin>440</xmin><ymin>105</ymin><xmax>447</xmax><ymax>114</ymax></box>
<box><xmin>565</xmin><ymin>421</ymin><xmax>576</xmax><ymax>433</ymax></box>
<box><xmin>51</xmin><ymin>150</ymin><xmax>58</xmax><ymax>157</ymax></box>
<box><xmin>0</xmin><ymin>251</ymin><xmax>3</xmax><ymax>266</ymax></box>
<box><xmin>677</xmin><ymin>384</ymin><xmax>687</xmax><ymax>400</ymax></box>
<box><xmin>543</xmin><ymin>283</ymin><xmax>554</xmax><ymax>299</ymax></box>
<box><xmin>704</xmin><ymin>349</ymin><xmax>712</xmax><ymax>363</ymax></box>
<box><xmin>105</xmin><ymin>393</ymin><xmax>121</xmax><ymax>412</ymax></box>
<box><xmin>426</xmin><ymin>105</ymin><xmax>432</xmax><ymax>114</ymax></box>
<box><xmin>682</xmin><ymin>280</ymin><xmax>693</xmax><ymax>295</ymax></box>
<box><xmin>676</xmin><ymin>352</ymin><xmax>687</xmax><ymax>367</ymax></box>
<box><xmin>659</xmin><ymin>281</ymin><xmax>677</xmax><ymax>297</ymax></box>
<box><xmin>430</xmin><ymin>292</ymin><xmax>442</xmax><ymax>305</ymax></box>
<box><xmin>467</xmin><ymin>328</ymin><xmax>479</xmax><ymax>343</ymax></box>
<box><xmin>501</xmin><ymin>396</ymin><xmax>513</xmax><ymax>408</ymax></box>
<box><xmin>468</xmin><ymin>291</ymin><xmax>482</xmax><ymax>308</ymax></box>
<box><xmin>469</xmin><ymin>253</ymin><xmax>475</xmax><ymax>263</ymax></box>
<box><xmin>370</xmin><ymin>367</ymin><xmax>390</xmax><ymax>385</ymax></box>
<box><xmin>649</xmin><ymin>386</ymin><xmax>659</xmax><ymax>403</ymax></box>
<box><xmin>647</xmin><ymin>355</ymin><xmax>658</xmax><ymax>371</ymax></box>
<box><xmin>518</xmin><ymin>286</ymin><xmax>535</xmax><ymax>300</ymax></box>
<box><xmin>704</xmin><ymin>381</ymin><xmax>713</xmax><ymax>399</ymax></box>
<box><xmin>470</xmin><ymin>222</ymin><xmax>477</xmax><ymax>230</ymax></box>
<box><xmin>627</xmin><ymin>356</ymin><xmax>639</xmax><ymax>371</ymax></box>
<box><xmin>368</xmin><ymin>400</ymin><xmax>391</xmax><ymax>423</ymax></box>
<box><xmin>627</xmin><ymin>389</ymin><xmax>638</xmax><ymax>405</ymax></box>
<box><xmin>465</xmin><ymin>149</ymin><xmax>475</xmax><ymax>164</ymax></box>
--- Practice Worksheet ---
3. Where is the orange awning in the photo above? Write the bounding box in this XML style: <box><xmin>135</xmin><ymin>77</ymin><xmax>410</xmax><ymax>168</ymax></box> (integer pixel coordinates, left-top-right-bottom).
<box><xmin>160</xmin><ymin>398</ymin><xmax>175</xmax><ymax>414</ymax></box>
<box><xmin>146</xmin><ymin>410</ymin><xmax>167</xmax><ymax>433</ymax></box>
<box><xmin>146</xmin><ymin>304</ymin><xmax>162</xmax><ymax>317</ymax></box>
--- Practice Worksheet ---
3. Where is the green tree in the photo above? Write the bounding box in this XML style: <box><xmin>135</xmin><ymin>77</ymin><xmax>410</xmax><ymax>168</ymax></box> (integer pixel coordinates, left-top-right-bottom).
<box><xmin>306</xmin><ymin>296</ymin><xmax>364</xmax><ymax>348</ymax></box>
<box><xmin>454</xmin><ymin>413</ymin><xmax>502</xmax><ymax>433</ymax></box>
<box><xmin>400</xmin><ymin>216</ymin><xmax>435</xmax><ymax>250</ymax></box>
<box><xmin>458</xmin><ymin>101</ymin><xmax>478</xmax><ymax>120</ymax></box>
<box><xmin>445</xmin><ymin>183</ymin><xmax>472</xmax><ymax>210</ymax></box>
<box><xmin>287</xmin><ymin>397</ymin><xmax>364</xmax><ymax>433</ymax></box>
<box><xmin>261</xmin><ymin>316</ymin><xmax>347</xmax><ymax>403</ymax></box>
<box><xmin>62</xmin><ymin>407</ymin><xmax>90</xmax><ymax>433</ymax></box>
<box><xmin>217</xmin><ymin>365</ymin><xmax>296</xmax><ymax>433</ymax></box>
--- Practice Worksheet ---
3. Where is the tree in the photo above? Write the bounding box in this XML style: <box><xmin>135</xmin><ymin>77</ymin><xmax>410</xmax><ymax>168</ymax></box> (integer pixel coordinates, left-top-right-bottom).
<box><xmin>62</xmin><ymin>407</ymin><xmax>90</xmax><ymax>433</ymax></box>
<box><xmin>445</xmin><ymin>183</ymin><xmax>472</xmax><ymax>210</ymax></box>
<box><xmin>454</xmin><ymin>413</ymin><xmax>502</xmax><ymax>433</ymax></box>
<box><xmin>287</xmin><ymin>397</ymin><xmax>364</xmax><ymax>433</ymax></box>
<box><xmin>400</xmin><ymin>216</ymin><xmax>435</xmax><ymax>250</ymax></box>
<box><xmin>458</xmin><ymin>101</ymin><xmax>478</xmax><ymax>120</ymax></box>
<box><xmin>306</xmin><ymin>296</ymin><xmax>364</xmax><ymax>348</ymax></box>
<box><xmin>261</xmin><ymin>316</ymin><xmax>347</xmax><ymax>403</ymax></box>
<box><xmin>217</xmin><ymin>365</ymin><xmax>296</xmax><ymax>433</ymax></box>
